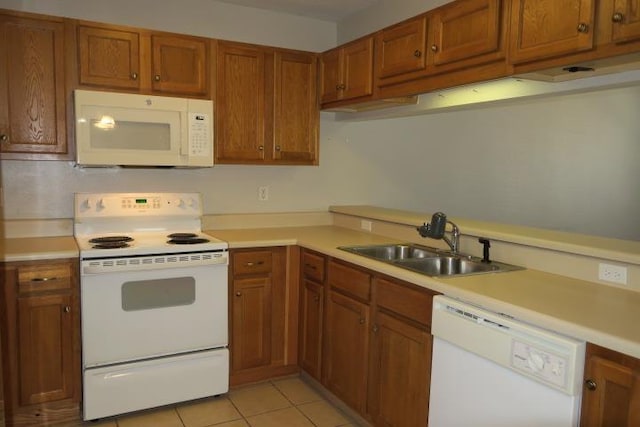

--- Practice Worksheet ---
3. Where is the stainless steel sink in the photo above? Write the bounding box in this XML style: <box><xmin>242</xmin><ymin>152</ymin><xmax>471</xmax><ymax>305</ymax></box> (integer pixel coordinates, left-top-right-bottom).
<box><xmin>338</xmin><ymin>243</ymin><xmax>523</xmax><ymax>277</ymax></box>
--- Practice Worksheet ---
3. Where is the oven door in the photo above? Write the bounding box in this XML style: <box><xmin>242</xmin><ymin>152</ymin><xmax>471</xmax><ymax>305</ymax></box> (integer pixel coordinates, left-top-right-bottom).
<box><xmin>81</xmin><ymin>263</ymin><xmax>227</xmax><ymax>367</ymax></box>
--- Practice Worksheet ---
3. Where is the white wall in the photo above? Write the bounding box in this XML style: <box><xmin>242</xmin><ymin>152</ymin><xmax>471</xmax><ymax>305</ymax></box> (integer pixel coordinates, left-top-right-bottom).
<box><xmin>1</xmin><ymin>1</ymin><xmax>639</xmax><ymax>241</ymax></box>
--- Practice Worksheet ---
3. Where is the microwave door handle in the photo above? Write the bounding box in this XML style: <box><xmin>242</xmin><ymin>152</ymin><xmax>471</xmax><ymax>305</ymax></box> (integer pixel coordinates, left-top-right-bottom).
<box><xmin>181</xmin><ymin>113</ymin><xmax>190</xmax><ymax>157</ymax></box>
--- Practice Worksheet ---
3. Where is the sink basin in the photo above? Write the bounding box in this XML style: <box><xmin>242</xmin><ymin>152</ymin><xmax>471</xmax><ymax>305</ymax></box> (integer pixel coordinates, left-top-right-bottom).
<box><xmin>339</xmin><ymin>243</ymin><xmax>441</xmax><ymax>261</ymax></box>
<box><xmin>394</xmin><ymin>257</ymin><xmax>500</xmax><ymax>276</ymax></box>
<box><xmin>338</xmin><ymin>243</ymin><xmax>523</xmax><ymax>277</ymax></box>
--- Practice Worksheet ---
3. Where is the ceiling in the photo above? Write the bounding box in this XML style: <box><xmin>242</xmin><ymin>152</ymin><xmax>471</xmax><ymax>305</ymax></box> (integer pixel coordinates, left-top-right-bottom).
<box><xmin>216</xmin><ymin>0</ymin><xmax>380</xmax><ymax>21</ymax></box>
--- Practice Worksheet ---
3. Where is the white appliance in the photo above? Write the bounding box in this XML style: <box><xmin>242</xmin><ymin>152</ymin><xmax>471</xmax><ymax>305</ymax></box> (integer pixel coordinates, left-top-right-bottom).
<box><xmin>429</xmin><ymin>295</ymin><xmax>585</xmax><ymax>427</ymax></box>
<box><xmin>74</xmin><ymin>90</ymin><xmax>213</xmax><ymax>167</ymax></box>
<box><xmin>74</xmin><ymin>192</ymin><xmax>229</xmax><ymax>420</ymax></box>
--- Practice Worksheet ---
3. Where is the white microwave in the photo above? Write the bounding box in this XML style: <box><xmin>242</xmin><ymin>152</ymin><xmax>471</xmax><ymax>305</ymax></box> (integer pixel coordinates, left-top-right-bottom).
<box><xmin>74</xmin><ymin>90</ymin><xmax>213</xmax><ymax>167</ymax></box>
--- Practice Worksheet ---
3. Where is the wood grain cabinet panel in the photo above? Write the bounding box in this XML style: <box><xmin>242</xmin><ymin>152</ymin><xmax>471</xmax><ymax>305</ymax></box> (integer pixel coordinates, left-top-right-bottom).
<box><xmin>216</xmin><ymin>41</ymin><xmax>319</xmax><ymax>165</ymax></box>
<box><xmin>580</xmin><ymin>343</ymin><xmax>640</xmax><ymax>427</ymax></box>
<box><xmin>510</xmin><ymin>0</ymin><xmax>596</xmax><ymax>63</ymax></box>
<box><xmin>299</xmin><ymin>250</ymin><xmax>326</xmax><ymax>380</ymax></box>
<box><xmin>1</xmin><ymin>258</ymin><xmax>81</xmax><ymax>426</ymax></box>
<box><xmin>76</xmin><ymin>22</ymin><xmax>209</xmax><ymax>97</ymax></box>
<box><xmin>320</xmin><ymin>37</ymin><xmax>373</xmax><ymax>104</ymax></box>
<box><xmin>376</xmin><ymin>15</ymin><xmax>428</xmax><ymax>80</ymax></box>
<box><xmin>610</xmin><ymin>0</ymin><xmax>640</xmax><ymax>43</ymax></box>
<box><xmin>0</xmin><ymin>13</ymin><xmax>68</xmax><ymax>160</ymax></box>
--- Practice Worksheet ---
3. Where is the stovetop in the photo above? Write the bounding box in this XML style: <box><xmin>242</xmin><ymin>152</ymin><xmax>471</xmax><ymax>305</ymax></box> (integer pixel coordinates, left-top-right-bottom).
<box><xmin>74</xmin><ymin>192</ymin><xmax>228</xmax><ymax>259</ymax></box>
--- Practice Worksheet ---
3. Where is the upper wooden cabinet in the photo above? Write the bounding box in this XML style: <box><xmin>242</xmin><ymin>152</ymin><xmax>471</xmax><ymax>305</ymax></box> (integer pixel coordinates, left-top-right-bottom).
<box><xmin>320</xmin><ymin>37</ymin><xmax>373</xmax><ymax>104</ymax></box>
<box><xmin>373</xmin><ymin>0</ymin><xmax>509</xmax><ymax>95</ymax></box>
<box><xmin>216</xmin><ymin>41</ymin><xmax>318</xmax><ymax>165</ymax></box>
<box><xmin>0</xmin><ymin>13</ymin><xmax>69</xmax><ymax>160</ymax></box>
<box><xmin>509</xmin><ymin>0</ymin><xmax>596</xmax><ymax>64</ymax></box>
<box><xmin>375</xmin><ymin>15</ymin><xmax>428</xmax><ymax>81</ymax></box>
<box><xmin>580</xmin><ymin>343</ymin><xmax>640</xmax><ymax>427</ymax></box>
<box><xmin>609</xmin><ymin>0</ymin><xmax>640</xmax><ymax>44</ymax></box>
<box><xmin>77</xmin><ymin>22</ymin><xmax>209</xmax><ymax>97</ymax></box>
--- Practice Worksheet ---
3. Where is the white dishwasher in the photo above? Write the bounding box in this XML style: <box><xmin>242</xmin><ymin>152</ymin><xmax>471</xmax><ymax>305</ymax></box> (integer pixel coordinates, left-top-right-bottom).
<box><xmin>429</xmin><ymin>295</ymin><xmax>585</xmax><ymax>427</ymax></box>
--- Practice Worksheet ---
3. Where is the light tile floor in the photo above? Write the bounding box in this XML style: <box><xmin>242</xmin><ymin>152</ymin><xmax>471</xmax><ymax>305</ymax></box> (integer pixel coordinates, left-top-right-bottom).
<box><xmin>67</xmin><ymin>376</ymin><xmax>363</xmax><ymax>427</ymax></box>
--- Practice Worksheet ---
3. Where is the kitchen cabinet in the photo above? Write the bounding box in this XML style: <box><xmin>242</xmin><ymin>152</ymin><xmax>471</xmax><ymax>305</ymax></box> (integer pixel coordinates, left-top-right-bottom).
<box><xmin>580</xmin><ymin>343</ymin><xmax>640</xmax><ymax>427</ymax></box>
<box><xmin>229</xmin><ymin>247</ymin><xmax>299</xmax><ymax>386</ymax></box>
<box><xmin>509</xmin><ymin>0</ymin><xmax>596</xmax><ymax>64</ymax></box>
<box><xmin>321</xmin><ymin>259</ymin><xmax>436</xmax><ymax>425</ymax></box>
<box><xmin>323</xmin><ymin>260</ymin><xmax>371</xmax><ymax>414</ymax></box>
<box><xmin>368</xmin><ymin>277</ymin><xmax>434</xmax><ymax>427</ymax></box>
<box><xmin>0</xmin><ymin>259</ymin><xmax>81</xmax><ymax>426</ymax></box>
<box><xmin>76</xmin><ymin>21</ymin><xmax>209</xmax><ymax>96</ymax></box>
<box><xmin>299</xmin><ymin>250</ymin><xmax>326</xmax><ymax>380</ymax></box>
<box><xmin>0</xmin><ymin>12</ymin><xmax>69</xmax><ymax>160</ymax></box>
<box><xmin>376</xmin><ymin>0</ymin><xmax>508</xmax><ymax>89</ymax></box>
<box><xmin>320</xmin><ymin>37</ymin><xmax>373</xmax><ymax>105</ymax></box>
<box><xmin>609</xmin><ymin>0</ymin><xmax>640</xmax><ymax>44</ymax></box>
<box><xmin>215</xmin><ymin>41</ymin><xmax>318</xmax><ymax>165</ymax></box>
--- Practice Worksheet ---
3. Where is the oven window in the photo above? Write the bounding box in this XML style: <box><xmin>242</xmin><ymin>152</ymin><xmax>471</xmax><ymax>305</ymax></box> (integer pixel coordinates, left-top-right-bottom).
<box><xmin>121</xmin><ymin>277</ymin><xmax>195</xmax><ymax>311</ymax></box>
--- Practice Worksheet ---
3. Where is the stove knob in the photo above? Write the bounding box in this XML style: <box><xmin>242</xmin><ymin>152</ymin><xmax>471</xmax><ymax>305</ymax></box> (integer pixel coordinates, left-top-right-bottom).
<box><xmin>174</xmin><ymin>199</ymin><xmax>185</xmax><ymax>208</ymax></box>
<box><xmin>187</xmin><ymin>198</ymin><xmax>197</xmax><ymax>208</ymax></box>
<box><xmin>96</xmin><ymin>198</ymin><xmax>105</xmax><ymax>210</ymax></box>
<box><xmin>83</xmin><ymin>198</ymin><xmax>92</xmax><ymax>210</ymax></box>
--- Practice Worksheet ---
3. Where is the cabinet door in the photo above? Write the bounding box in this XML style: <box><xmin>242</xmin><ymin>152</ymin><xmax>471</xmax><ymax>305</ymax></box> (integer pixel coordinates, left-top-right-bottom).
<box><xmin>231</xmin><ymin>276</ymin><xmax>272</xmax><ymax>371</ymax></box>
<box><xmin>78</xmin><ymin>25</ymin><xmax>141</xmax><ymax>90</ymax></box>
<box><xmin>0</xmin><ymin>15</ymin><xmax>68</xmax><ymax>159</ymax></box>
<box><xmin>611</xmin><ymin>0</ymin><xmax>640</xmax><ymax>43</ymax></box>
<box><xmin>151</xmin><ymin>34</ymin><xmax>208</xmax><ymax>96</ymax></box>
<box><xmin>375</xmin><ymin>16</ymin><xmax>428</xmax><ymax>80</ymax></box>
<box><xmin>18</xmin><ymin>293</ymin><xmax>74</xmax><ymax>405</ymax></box>
<box><xmin>273</xmin><ymin>51</ymin><xmax>318</xmax><ymax>164</ymax></box>
<box><xmin>300</xmin><ymin>279</ymin><xmax>323</xmax><ymax>379</ymax></box>
<box><xmin>369</xmin><ymin>312</ymin><xmax>432</xmax><ymax>427</ymax></box>
<box><xmin>510</xmin><ymin>0</ymin><xmax>596</xmax><ymax>64</ymax></box>
<box><xmin>320</xmin><ymin>48</ymin><xmax>342</xmax><ymax>104</ymax></box>
<box><xmin>581</xmin><ymin>353</ymin><xmax>640</xmax><ymax>427</ymax></box>
<box><xmin>215</xmin><ymin>42</ymin><xmax>266</xmax><ymax>163</ymax></box>
<box><xmin>342</xmin><ymin>37</ymin><xmax>374</xmax><ymax>100</ymax></box>
<box><xmin>430</xmin><ymin>0</ymin><xmax>502</xmax><ymax>67</ymax></box>
<box><xmin>323</xmin><ymin>291</ymin><xmax>369</xmax><ymax>414</ymax></box>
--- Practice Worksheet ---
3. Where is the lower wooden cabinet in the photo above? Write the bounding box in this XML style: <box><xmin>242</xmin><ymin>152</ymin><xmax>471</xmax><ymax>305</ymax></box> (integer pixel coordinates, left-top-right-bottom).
<box><xmin>309</xmin><ymin>257</ymin><xmax>436</xmax><ymax>426</ymax></box>
<box><xmin>0</xmin><ymin>258</ymin><xmax>81</xmax><ymax>426</ymax></box>
<box><xmin>229</xmin><ymin>247</ymin><xmax>299</xmax><ymax>385</ymax></box>
<box><xmin>580</xmin><ymin>342</ymin><xmax>640</xmax><ymax>427</ymax></box>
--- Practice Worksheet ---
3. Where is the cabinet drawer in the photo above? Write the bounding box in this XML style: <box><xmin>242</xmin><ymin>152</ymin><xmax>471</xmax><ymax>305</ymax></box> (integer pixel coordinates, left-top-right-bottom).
<box><xmin>233</xmin><ymin>251</ymin><xmax>273</xmax><ymax>275</ymax></box>
<box><xmin>375</xmin><ymin>277</ymin><xmax>434</xmax><ymax>326</ymax></box>
<box><xmin>18</xmin><ymin>264</ymin><xmax>72</xmax><ymax>294</ymax></box>
<box><xmin>302</xmin><ymin>251</ymin><xmax>325</xmax><ymax>282</ymax></box>
<box><xmin>328</xmin><ymin>260</ymin><xmax>371</xmax><ymax>302</ymax></box>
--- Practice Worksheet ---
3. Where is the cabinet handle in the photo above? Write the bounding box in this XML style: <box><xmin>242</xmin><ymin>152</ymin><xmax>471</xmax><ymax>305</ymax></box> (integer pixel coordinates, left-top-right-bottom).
<box><xmin>585</xmin><ymin>379</ymin><xmax>597</xmax><ymax>391</ymax></box>
<box><xmin>63</xmin><ymin>306</ymin><xmax>71</xmax><ymax>313</ymax></box>
<box><xmin>258</xmin><ymin>145</ymin><xmax>264</xmax><ymax>151</ymax></box>
<box><xmin>235</xmin><ymin>291</ymin><xmax>242</xmax><ymax>297</ymax></box>
<box><xmin>131</xmin><ymin>72</ymin><xmax>138</xmax><ymax>80</ymax></box>
<box><xmin>359</xmin><ymin>317</ymin><xmax>365</xmax><ymax>324</ymax></box>
<box><xmin>413</xmin><ymin>49</ymin><xmax>422</xmax><ymax>58</ymax></box>
<box><xmin>154</xmin><ymin>74</ymin><xmax>161</xmax><ymax>82</ymax></box>
<box><xmin>275</xmin><ymin>145</ymin><xmax>281</xmax><ymax>152</ymax></box>
<box><xmin>305</xmin><ymin>263</ymin><xmax>317</xmax><ymax>270</ymax></box>
<box><xmin>577</xmin><ymin>22</ymin><xmax>589</xmax><ymax>33</ymax></box>
<box><xmin>336</xmin><ymin>83</ymin><xmax>346</xmax><ymax>90</ymax></box>
<box><xmin>372</xmin><ymin>324</ymin><xmax>379</xmax><ymax>333</ymax></box>
<box><xmin>246</xmin><ymin>261</ymin><xmax>265</xmax><ymax>267</ymax></box>
<box><xmin>612</xmin><ymin>12</ymin><xmax>624</xmax><ymax>23</ymax></box>
<box><xmin>430</xmin><ymin>45</ymin><xmax>438</xmax><ymax>52</ymax></box>
<box><xmin>31</xmin><ymin>276</ymin><xmax>58</xmax><ymax>282</ymax></box>
<box><xmin>313</xmin><ymin>295</ymin><xmax>320</xmax><ymax>302</ymax></box>
<box><xmin>0</xmin><ymin>134</ymin><xmax>7</xmax><ymax>142</ymax></box>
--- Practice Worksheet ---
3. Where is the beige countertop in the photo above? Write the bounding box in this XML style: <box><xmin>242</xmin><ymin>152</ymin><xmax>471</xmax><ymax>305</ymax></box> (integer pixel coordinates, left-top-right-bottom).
<box><xmin>207</xmin><ymin>225</ymin><xmax>640</xmax><ymax>359</ymax></box>
<box><xmin>0</xmin><ymin>236</ymin><xmax>79</xmax><ymax>262</ymax></box>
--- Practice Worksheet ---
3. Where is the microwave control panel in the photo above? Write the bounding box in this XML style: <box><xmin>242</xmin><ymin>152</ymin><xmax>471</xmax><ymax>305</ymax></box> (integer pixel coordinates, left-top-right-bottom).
<box><xmin>188</xmin><ymin>112</ymin><xmax>211</xmax><ymax>157</ymax></box>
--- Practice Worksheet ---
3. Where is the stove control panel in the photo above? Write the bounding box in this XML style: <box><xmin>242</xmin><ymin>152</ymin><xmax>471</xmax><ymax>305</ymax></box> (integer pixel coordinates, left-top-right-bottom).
<box><xmin>75</xmin><ymin>193</ymin><xmax>202</xmax><ymax>218</ymax></box>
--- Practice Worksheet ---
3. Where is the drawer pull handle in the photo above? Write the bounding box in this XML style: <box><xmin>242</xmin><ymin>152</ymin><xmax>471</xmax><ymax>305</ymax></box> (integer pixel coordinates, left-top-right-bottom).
<box><xmin>414</xmin><ymin>49</ymin><xmax>422</xmax><ymax>57</ymax></box>
<box><xmin>305</xmin><ymin>264</ymin><xmax>317</xmax><ymax>270</ymax></box>
<box><xmin>235</xmin><ymin>291</ymin><xmax>242</xmax><ymax>297</ymax></box>
<box><xmin>246</xmin><ymin>261</ymin><xmax>265</xmax><ymax>267</ymax></box>
<box><xmin>612</xmin><ymin>12</ymin><xmax>624</xmax><ymax>23</ymax></box>
<box><xmin>585</xmin><ymin>379</ymin><xmax>597</xmax><ymax>391</ymax></box>
<box><xmin>0</xmin><ymin>134</ymin><xmax>8</xmax><ymax>142</ymax></box>
<box><xmin>131</xmin><ymin>72</ymin><xmax>138</xmax><ymax>80</ymax></box>
<box><xmin>430</xmin><ymin>44</ymin><xmax>438</xmax><ymax>52</ymax></box>
<box><xmin>63</xmin><ymin>306</ymin><xmax>71</xmax><ymax>313</ymax></box>
<box><xmin>577</xmin><ymin>22</ymin><xmax>589</xmax><ymax>33</ymax></box>
<box><xmin>31</xmin><ymin>277</ymin><xmax>58</xmax><ymax>282</ymax></box>
<box><xmin>154</xmin><ymin>74</ymin><xmax>161</xmax><ymax>82</ymax></box>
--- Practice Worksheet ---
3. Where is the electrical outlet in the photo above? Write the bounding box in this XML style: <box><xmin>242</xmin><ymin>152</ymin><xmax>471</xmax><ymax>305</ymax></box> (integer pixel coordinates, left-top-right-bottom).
<box><xmin>258</xmin><ymin>186</ymin><xmax>269</xmax><ymax>201</ymax></box>
<box><xmin>598</xmin><ymin>263</ymin><xmax>628</xmax><ymax>285</ymax></box>
<box><xmin>360</xmin><ymin>220</ymin><xmax>372</xmax><ymax>232</ymax></box>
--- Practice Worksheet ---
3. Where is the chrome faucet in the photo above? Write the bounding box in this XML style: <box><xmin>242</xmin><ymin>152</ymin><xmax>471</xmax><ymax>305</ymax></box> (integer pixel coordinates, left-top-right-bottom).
<box><xmin>416</xmin><ymin>212</ymin><xmax>460</xmax><ymax>254</ymax></box>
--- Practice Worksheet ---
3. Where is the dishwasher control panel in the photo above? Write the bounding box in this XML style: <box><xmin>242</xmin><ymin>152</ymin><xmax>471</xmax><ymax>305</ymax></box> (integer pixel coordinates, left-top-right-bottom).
<box><xmin>511</xmin><ymin>339</ymin><xmax>569</xmax><ymax>391</ymax></box>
